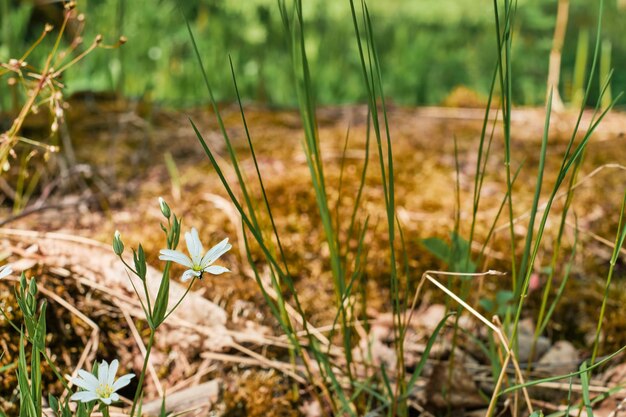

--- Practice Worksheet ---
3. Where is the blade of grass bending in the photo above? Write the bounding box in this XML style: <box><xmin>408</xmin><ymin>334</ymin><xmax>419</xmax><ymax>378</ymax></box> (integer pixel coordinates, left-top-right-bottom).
<box><xmin>565</xmin><ymin>377</ymin><xmax>574</xmax><ymax>417</ymax></box>
<box><xmin>228</xmin><ymin>55</ymin><xmax>292</xmax><ymax>277</ymax></box>
<box><xmin>334</xmin><ymin>125</ymin><xmax>351</xmax><ymax>254</ymax></box>
<box><xmin>403</xmin><ymin>312</ymin><xmax>456</xmax><ymax>397</ymax></box>
<box><xmin>188</xmin><ymin>120</ymin><xmax>284</xmax><ymax>278</ymax></box>
<box><xmin>512</xmin><ymin>91</ymin><xmax>622</xmax><ymax>342</ymax></box>
<box><xmin>512</xmin><ymin>32</ymin><xmax>620</xmax><ymax>346</ymax></box>
<box><xmin>191</xmin><ymin>114</ymin><xmax>335</xmax><ymax>407</ymax></box>
<box><xmin>546</xmin><ymin>384</ymin><xmax>625</xmax><ymax>417</ymax></box>
<box><xmin>227</xmin><ymin>56</ymin><xmax>297</xmax><ymax>355</ymax></box>
<box><xmin>396</xmin><ymin>216</ymin><xmax>411</xmax><ymax>332</ymax></box>
<box><xmin>324</xmin><ymin>217</ymin><xmax>370</xmax><ymax>375</ymax></box>
<box><xmin>468</xmin><ymin>63</ymin><xmax>500</xmax><ymax>259</ymax></box>
<box><xmin>289</xmin><ymin>0</ymin><xmax>358</xmax><ymax>391</ymax></box>
<box><xmin>280</xmin><ymin>1</ymin><xmax>359</xmax><ymax>401</ymax></box>
<box><xmin>591</xmin><ymin>191</ymin><xmax>626</xmax><ymax>365</ymax></box>
<box><xmin>182</xmin><ymin>14</ymin><xmax>263</xmax><ymax>240</ymax></box>
<box><xmin>243</xmin><ymin>227</ymin><xmax>290</xmax><ymax>336</ymax></box>
<box><xmin>321</xmin><ymin>357</ymin><xmax>357</xmax><ymax>417</ymax></box>
<box><xmin>358</xmin><ymin>4</ymin><xmax>405</xmax><ymax>409</ymax></box>
<box><xmin>493</xmin><ymin>0</ymin><xmax>519</xmax><ymax>292</ymax></box>
<box><xmin>325</xmin><ymin>216</ymin><xmax>370</xmax><ymax>358</ymax></box>
<box><xmin>580</xmin><ymin>361</ymin><xmax>594</xmax><ymax>417</ymax></box>
<box><xmin>477</xmin><ymin>162</ymin><xmax>524</xmax><ymax>265</ymax></box>
<box><xmin>379</xmin><ymin>364</ymin><xmax>394</xmax><ymax>407</ymax></box>
<box><xmin>345</xmin><ymin>107</ymin><xmax>371</xmax><ymax>254</ymax></box>
<box><xmin>537</xmin><ymin>222</ymin><xmax>577</xmax><ymax>336</ymax></box>
<box><xmin>242</xmin><ymin>223</ymin><xmax>329</xmax><ymax>405</ymax></box>
<box><xmin>350</xmin><ymin>378</ymin><xmax>389</xmax><ymax>408</ymax></box>
<box><xmin>531</xmin><ymin>138</ymin><xmax>586</xmax><ymax>363</ymax></box>
<box><xmin>187</xmin><ymin>4</ymin><xmax>344</xmax><ymax>411</ymax></box>
<box><xmin>288</xmin><ymin>0</ymin><xmax>345</xmax><ymax>301</ymax></box>
<box><xmin>500</xmin><ymin>345</ymin><xmax>626</xmax><ymax>395</ymax></box>
<box><xmin>447</xmin><ymin>136</ymin><xmax>471</xmax><ymax>410</ymax></box>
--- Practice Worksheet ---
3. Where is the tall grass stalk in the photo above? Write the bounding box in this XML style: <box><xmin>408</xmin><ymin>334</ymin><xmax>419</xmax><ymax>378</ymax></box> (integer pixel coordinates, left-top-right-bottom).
<box><xmin>493</xmin><ymin>0</ymin><xmax>621</xmax><ymax>347</ymax></box>
<box><xmin>186</xmin><ymin>9</ymin><xmax>348</xmax><ymax>414</ymax></box>
<box><xmin>347</xmin><ymin>1</ymin><xmax>413</xmax><ymax>413</ymax></box>
<box><xmin>184</xmin><ymin>0</ymin><xmax>437</xmax><ymax>412</ymax></box>
<box><xmin>182</xmin><ymin>0</ymin><xmax>626</xmax><ymax>415</ymax></box>
<box><xmin>494</xmin><ymin>0</ymin><xmax>519</xmax><ymax>294</ymax></box>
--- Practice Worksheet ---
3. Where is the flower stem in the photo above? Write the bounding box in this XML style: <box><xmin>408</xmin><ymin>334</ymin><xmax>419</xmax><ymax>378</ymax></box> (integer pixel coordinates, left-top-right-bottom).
<box><xmin>129</xmin><ymin>329</ymin><xmax>155</xmax><ymax>417</ymax></box>
<box><xmin>101</xmin><ymin>405</ymin><xmax>111</xmax><ymax>417</ymax></box>
<box><xmin>162</xmin><ymin>276</ymin><xmax>196</xmax><ymax>322</ymax></box>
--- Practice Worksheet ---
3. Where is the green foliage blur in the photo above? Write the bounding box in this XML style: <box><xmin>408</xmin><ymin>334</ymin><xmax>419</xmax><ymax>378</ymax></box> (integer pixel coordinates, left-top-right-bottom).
<box><xmin>1</xmin><ymin>0</ymin><xmax>624</xmax><ymax>108</ymax></box>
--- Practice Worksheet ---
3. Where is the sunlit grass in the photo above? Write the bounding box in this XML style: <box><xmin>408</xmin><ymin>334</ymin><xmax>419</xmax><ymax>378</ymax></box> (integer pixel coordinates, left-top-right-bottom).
<box><xmin>1</xmin><ymin>0</ymin><xmax>625</xmax><ymax>416</ymax></box>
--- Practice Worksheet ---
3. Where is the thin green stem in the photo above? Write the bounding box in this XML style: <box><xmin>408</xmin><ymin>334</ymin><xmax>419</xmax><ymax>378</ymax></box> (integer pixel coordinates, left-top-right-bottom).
<box><xmin>591</xmin><ymin>192</ymin><xmax>626</xmax><ymax>365</ymax></box>
<box><xmin>129</xmin><ymin>330</ymin><xmax>155</xmax><ymax>417</ymax></box>
<box><xmin>162</xmin><ymin>277</ymin><xmax>197</xmax><ymax>322</ymax></box>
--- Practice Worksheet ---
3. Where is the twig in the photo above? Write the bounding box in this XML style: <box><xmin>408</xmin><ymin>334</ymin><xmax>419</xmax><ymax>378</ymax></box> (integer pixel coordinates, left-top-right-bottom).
<box><xmin>409</xmin><ymin>269</ymin><xmax>535</xmax><ymax>416</ymax></box>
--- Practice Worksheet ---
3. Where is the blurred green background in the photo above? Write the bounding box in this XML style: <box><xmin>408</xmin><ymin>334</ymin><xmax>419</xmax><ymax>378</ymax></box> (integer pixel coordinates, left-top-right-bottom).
<box><xmin>1</xmin><ymin>0</ymin><xmax>624</xmax><ymax>108</ymax></box>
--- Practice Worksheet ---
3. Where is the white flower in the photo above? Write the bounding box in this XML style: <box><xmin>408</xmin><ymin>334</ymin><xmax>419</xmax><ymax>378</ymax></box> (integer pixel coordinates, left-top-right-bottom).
<box><xmin>0</xmin><ymin>265</ymin><xmax>12</xmax><ymax>279</ymax></box>
<box><xmin>159</xmin><ymin>227</ymin><xmax>231</xmax><ymax>282</ymax></box>
<box><xmin>70</xmin><ymin>359</ymin><xmax>134</xmax><ymax>405</ymax></box>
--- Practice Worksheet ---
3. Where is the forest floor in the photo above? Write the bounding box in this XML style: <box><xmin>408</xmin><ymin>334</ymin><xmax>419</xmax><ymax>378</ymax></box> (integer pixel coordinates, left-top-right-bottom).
<box><xmin>1</xmin><ymin>98</ymin><xmax>626</xmax><ymax>416</ymax></box>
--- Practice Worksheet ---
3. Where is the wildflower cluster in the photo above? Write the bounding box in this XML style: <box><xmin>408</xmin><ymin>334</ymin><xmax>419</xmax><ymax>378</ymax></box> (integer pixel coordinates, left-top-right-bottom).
<box><xmin>0</xmin><ymin>197</ymin><xmax>231</xmax><ymax>414</ymax></box>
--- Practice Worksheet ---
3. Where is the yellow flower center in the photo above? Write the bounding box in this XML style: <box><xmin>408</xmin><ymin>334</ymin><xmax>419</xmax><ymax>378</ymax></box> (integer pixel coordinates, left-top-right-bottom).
<box><xmin>95</xmin><ymin>384</ymin><xmax>114</xmax><ymax>398</ymax></box>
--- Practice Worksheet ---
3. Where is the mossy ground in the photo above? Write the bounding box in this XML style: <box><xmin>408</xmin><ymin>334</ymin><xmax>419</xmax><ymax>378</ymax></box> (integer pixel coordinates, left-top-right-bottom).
<box><xmin>1</xmin><ymin>98</ymin><xmax>626</xmax><ymax>414</ymax></box>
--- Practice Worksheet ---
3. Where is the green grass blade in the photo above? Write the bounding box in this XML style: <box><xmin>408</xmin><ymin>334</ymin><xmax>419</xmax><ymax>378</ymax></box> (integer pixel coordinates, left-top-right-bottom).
<box><xmin>501</xmin><ymin>345</ymin><xmax>626</xmax><ymax>395</ymax></box>
<box><xmin>579</xmin><ymin>361</ymin><xmax>594</xmax><ymax>417</ymax></box>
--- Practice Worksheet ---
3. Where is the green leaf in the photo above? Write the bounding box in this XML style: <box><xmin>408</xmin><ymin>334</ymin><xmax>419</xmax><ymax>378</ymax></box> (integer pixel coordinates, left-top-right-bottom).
<box><xmin>48</xmin><ymin>395</ymin><xmax>59</xmax><ymax>415</ymax></box>
<box><xmin>479</xmin><ymin>298</ymin><xmax>494</xmax><ymax>313</ymax></box>
<box><xmin>159</xmin><ymin>394</ymin><xmax>167</xmax><ymax>417</ymax></box>
<box><xmin>152</xmin><ymin>271</ymin><xmax>170</xmax><ymax>328</ymax></box>
<box><xmin>421</xmin><ymin>237</ymin><xmax>450</xmax><ymax>262</ymax></box>
<box><xmin>496</xmin><ymin>290</ymin><xmax>514</xmax><ymax>306</ymax></box>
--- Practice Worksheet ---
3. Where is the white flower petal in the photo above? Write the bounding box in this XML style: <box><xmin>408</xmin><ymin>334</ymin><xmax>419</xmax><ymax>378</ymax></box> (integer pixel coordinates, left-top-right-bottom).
<box><xmin>159</xmin><ymin>249</ymin><xmax>193</xmax><ymax>268</ymax></box>
<box><xmin>70</xmin><ymin>391</ymin><xmax>99</xmax><ymax>403</ymax></box>
<box><xmin>107</xmin><ymin>359</ymin><xmax>119</xmax><ymax>385</ymax></box>
<box><xmin>109</xmin><ymin>392</ymin><xmax>120</xmax><ymax>402</ymax></box>
<box><xmin>181</xmin><ymin>269</ymin><xmax>200</xmax><ymax>282</ymax></box>
<box><xmin>200</xmin><ymin>238</ymin><xmax>232</xmax><ymax>268</ymax></box>
<box><xmin>185</xmin><ymin>228</ymin><xmax>204</xmax><ymax>262</ymax></box>
<box><xmin>203</xmin><ymin>265</ymin><xmax>230</xmax><ymax>275</ymax></box>
<box><xmin>0</xmin><ymin>265</ymin><xmax>12</xmax><ymax>279</ymax></box>
<box><xmin>74</xmin><ymin>370</ymin><xmax>99</xmax><ymax>391</ymax></box>
<box><xmin>98</xmin><ymin>361</ymin><xmax>109</xmax><ymax>385</ymax></box>
<box><xmin>101</xmin><ymin>397</ymin><xmax>113</xmax><ymax>405</ymax></box>
<box><xmin>112</xmin><ymin>373</ymin><xmax>135</xmax><ymax>391</ymax></box>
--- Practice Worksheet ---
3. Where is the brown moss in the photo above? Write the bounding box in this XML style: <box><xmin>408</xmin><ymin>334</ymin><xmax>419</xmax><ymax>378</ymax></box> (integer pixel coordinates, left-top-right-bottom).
<box><xmin>222</xmin><ymin>370</ymin><xmax>300</xmax><ymax>417</ymax></box>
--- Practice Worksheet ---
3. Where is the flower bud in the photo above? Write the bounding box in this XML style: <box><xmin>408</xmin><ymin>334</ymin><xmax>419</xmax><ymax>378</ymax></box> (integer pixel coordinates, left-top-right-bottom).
<box><xmin>158</xmin><ymin>197</ymin><xmax>171</xmax><ymax>219</ymax></box>
<box><xmin>113</xmin><ymin>230</ymin><xmax>124</xmax><ymax>255</ymax></box>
